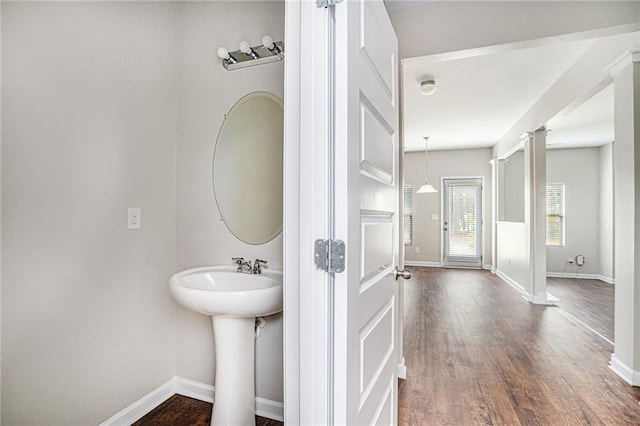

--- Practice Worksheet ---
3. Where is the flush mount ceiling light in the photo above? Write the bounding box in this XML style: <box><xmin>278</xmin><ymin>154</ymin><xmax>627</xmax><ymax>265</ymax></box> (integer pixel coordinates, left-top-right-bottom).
<box><xmin>417</xmin><ymin>137</ymin><xmax>438</xmax><ymax>194</ymax></box>
<box><xmin>420</xmin><ymin>79</ymin><xmax>437</xmax><ymax>96</ymax></box>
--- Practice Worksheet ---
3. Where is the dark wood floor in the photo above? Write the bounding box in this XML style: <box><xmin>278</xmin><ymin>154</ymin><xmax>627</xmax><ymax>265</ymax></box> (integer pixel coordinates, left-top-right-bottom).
<box><xmin>136</xmin><ymin>267</ymin><xmax>639</xmax><ymax>425</ymax></box>
<box><xmin>133</xmin><ymin>394</ymin><xmax>282</xmax><ymax>426</ymax></box>
<box><xmin>546</xmin><ymin>276</ymin><xmax>614</xmax><ymax>343</ymax></box>
<box><xmin>399</xmin><ymin>267</ymin><xmax>640</xmax><ymax>425</ymax></box>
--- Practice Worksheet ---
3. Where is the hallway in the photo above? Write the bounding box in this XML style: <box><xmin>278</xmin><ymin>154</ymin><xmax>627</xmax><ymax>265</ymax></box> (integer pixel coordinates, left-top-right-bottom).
<box><xmin>398</xmin><ymin>267</ymin><xmax>640</xmax><ymax>425</ymax></box>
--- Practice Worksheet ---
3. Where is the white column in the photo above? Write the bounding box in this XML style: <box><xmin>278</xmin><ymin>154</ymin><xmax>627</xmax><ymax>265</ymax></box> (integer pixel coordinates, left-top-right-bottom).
<box><xmin>524</xmin><ymin>130</ymin><xmax>553</xmax><ymax>304</ymax></box>
<box><xmin>490</xmin><ymin>158</ymin><xmax>505</xmax><ymax>273</ymax></box>
<box><xmin>608</xmin><ymin>50</ymin><xmax>640</xmax><ymax>385</ymax></box>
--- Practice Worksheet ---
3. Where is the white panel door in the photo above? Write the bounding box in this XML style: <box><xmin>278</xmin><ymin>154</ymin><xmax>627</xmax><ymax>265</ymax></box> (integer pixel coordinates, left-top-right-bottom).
<box><xmin>333</xmin><ymin>0</ymin><xmax>401</xmax><ymax>424</ymax></box>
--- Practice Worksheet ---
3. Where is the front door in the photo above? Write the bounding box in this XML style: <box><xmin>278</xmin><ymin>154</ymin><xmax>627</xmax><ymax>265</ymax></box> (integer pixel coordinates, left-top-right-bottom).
<box><xmin>333</xmin><ymin>0</ymin><xmax>401</xmax><ymax>424</ymax></box>
<box><xmin>443</xmin><ymin>178</ymin><xmax>483</xmax><ymax>268</ymax></box>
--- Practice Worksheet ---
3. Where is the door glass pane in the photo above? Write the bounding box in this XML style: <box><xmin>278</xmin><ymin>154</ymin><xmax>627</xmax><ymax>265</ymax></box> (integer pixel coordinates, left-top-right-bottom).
<box><xmin>447</xmin><ymin>184</ymin><xmax>479</xmax><ymax>257</ymax></box>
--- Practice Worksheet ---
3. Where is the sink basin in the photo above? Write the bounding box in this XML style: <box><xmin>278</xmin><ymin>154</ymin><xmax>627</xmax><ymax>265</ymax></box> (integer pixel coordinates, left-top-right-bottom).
<box><xmin>168</xmin><ymin>265</ymin><xmax>283</xmax><ymax>426</ymax></box>
<box><xmin>169</xmin><ymin>265</ymin><xmax>282</xmax><ymax>318</ymax></box>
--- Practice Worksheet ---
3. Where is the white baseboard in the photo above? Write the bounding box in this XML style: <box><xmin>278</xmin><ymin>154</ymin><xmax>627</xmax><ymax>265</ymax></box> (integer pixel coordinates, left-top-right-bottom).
<box><xmin>547</xmin><ymin>272</ymin><xmax>615</xmax><ymax>284</ymax></box>
<box><xmin>609</xmin><ymin>354</ymin><xmax>640</xmax><ymax>386</ymax></box>
<box><xmin>99</xmin><ymin>378</ymin><xmax>175</xmax><ymax>426</ymax></box>
<box><xmin>483</xmin><ymin>264</ymin><xmax>493</xmax><ymax>271</ymax></box>
<box><xmin>404</xmin><ymin>261</ymin><xmax>443</xmax><ymax>268</ymax></box>
<box><xmin>495</xmin><ymin>269</ymin><xmax>525</xmax><ymax>295</ymax></box>
<box><xmin>100</xmin><ymin>376</ymin><xmax>284</xmax><ymax>425</ymax></box>
<box><xmin>397</xmin><ymin>359</ymin><xmax>407</xmax><ymax>380</ymax></box>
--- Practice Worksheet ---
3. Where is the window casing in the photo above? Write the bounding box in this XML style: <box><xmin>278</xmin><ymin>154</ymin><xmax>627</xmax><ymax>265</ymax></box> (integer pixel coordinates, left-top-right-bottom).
<box><xmin>546</xmin><ymin>183</ymin><xmax>565</xmax><ymax>246</ymax></box>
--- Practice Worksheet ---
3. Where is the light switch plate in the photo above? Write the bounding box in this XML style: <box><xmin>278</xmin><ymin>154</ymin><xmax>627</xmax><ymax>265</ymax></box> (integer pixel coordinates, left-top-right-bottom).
<box><xmin>432</xmin><ymin>213</ymin><xmax>439</xmax><ymax>221</ymax></box>
<box><xmin>128</xmin><ymin>207</ymin><xmax>141</xmax><ymax>229</ymax></box>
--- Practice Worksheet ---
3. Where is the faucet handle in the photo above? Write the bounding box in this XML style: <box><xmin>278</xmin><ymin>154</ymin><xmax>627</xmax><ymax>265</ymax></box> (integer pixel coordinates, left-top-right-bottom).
<box><xmin>231</xmin><ymin>257</ymin><xmax>244</xmax><ymax>264</ymax></box>
<box><xmin>255</xmin><ymin>259</ymin><xmax>268</xmax><ymax>265</ymax></box>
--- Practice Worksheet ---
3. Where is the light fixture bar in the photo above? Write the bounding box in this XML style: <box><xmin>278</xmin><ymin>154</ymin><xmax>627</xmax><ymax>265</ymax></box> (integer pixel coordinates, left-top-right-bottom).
<box><xmin>218</xmin><ymin>41</ymin><xmax>285</xmax><ymax>71</ymax></box>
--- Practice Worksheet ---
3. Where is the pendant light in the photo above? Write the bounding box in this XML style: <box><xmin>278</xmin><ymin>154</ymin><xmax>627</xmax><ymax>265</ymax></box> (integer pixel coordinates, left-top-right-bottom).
<box><xmin>417</xmin><ymin>137</ymin><xmax>438</xmax><ymax>194</ymax></box>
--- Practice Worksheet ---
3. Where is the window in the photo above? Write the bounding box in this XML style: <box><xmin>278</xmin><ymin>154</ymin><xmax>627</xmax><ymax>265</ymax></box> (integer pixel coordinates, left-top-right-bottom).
<box><xmin>403</xmin><ymin>184</ymin><xmax>413</xmax><ymax>245</ymax></box>
<box><xmin>546</xmin><ymin>183</ymin><xmax>565</xmax><ymax>246</ymax></box>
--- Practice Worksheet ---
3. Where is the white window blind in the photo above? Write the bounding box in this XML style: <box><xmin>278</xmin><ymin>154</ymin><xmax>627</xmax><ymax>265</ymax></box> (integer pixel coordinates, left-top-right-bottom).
<box><xmin>447</xmin><ymin>183</ymin><xmax>481</xmax><ymax>257</ymax></box>
<box><xmin>546</xmin><ymin>183</ymin><xmax>565</xmax><ymax>246</ymax></box>
<box><xmin>403</xmin><ymin>184</ymin><xmax>413</xmax><ymax>245</ymax></box>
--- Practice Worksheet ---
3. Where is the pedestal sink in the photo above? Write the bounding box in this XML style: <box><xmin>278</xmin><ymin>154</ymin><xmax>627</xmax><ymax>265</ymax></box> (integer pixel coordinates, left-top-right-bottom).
<box><xmin>169</xmin><ymin>265</ymin><xmax>282</xmax><ymax>426</ymax></box>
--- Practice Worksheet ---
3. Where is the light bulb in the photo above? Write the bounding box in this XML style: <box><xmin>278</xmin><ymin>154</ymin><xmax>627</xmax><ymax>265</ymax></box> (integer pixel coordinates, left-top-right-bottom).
<box><xmin>262</xmin><ymin>35</ymin><xmax>274</xmax><ymax>49</ymax></box>
<box><xmin>239</xmin><ymin>41</ymin><xmax>251</xmax><ymax>54</ymax></box>
<box><xmin>217</xmin><ymin>47</ymin><xmax>230</xmax><ymax>60</ymax></box>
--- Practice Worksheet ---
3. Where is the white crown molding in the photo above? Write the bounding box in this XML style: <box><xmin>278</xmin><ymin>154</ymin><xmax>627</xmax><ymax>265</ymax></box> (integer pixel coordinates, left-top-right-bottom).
<box><xmin>605</xmin><ymin>49</ymin><xmax>640</xmax><ymax>77</ymax></box>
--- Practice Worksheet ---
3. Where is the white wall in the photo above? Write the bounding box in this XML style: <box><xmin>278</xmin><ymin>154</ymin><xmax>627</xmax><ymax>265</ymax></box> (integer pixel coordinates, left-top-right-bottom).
<box><xmin>546</xmin><ymin>148</ymin><xmax>600</xmax><ymax>275</ymax></box>
<box><xmin>599</xmin><ymin>142</ymin><xmax>614</xmax><ymax>281</ymax></box>
<box><xmin>502</xmin><ymin>150</ymin><xmax>524</xmax><ymax>223</ymax></box>
<box><xmin>2</xmin><ymin>2</ymin><xmax>178</xmax><ymax>424</ymax></box>
<box><xmin>404</xmin><ymin>148</ymin><xmax>492</xmax><ymax>267</ymax></box>
<box><xmin>496</xmin><ymin>222</ymin><xmax>528</xmax><ymax>291</ymax></box>
<box><xmin>175</xmin><ymin>2</ymin><xmax>285</xmax><ymax>403</ymax></box>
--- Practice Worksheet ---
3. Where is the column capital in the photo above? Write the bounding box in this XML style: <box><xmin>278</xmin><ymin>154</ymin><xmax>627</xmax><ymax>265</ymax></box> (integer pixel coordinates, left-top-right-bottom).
<box><xmin>605</xmin><ymin>49</ymin><xmax>640</xmax><ymax>77</ymax></box>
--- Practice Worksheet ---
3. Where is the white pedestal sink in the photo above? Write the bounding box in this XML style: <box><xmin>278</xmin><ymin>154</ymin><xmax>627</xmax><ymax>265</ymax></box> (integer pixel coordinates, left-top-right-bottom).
<box><xmin>169</xmin><ymin>266</ymin><xmax>282</xmax><ymax>426</ymax></box>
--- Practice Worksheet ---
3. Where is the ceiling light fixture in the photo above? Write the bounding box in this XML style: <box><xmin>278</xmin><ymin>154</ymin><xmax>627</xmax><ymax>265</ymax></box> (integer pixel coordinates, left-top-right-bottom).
<box><xmin>417</xmin><ymin>137</ymin><xmax>438</xmax><ymax>194</ymax></box>
<box><xmin>419</xmin><ymin>79</ymin><xmax>437</xmax><ymax>96</ymax></box>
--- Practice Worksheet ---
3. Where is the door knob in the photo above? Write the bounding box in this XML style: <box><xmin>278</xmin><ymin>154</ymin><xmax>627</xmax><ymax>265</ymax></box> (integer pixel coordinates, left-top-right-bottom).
<box><xmin>394</xmin><ymin>266</ymin><xmax>412</xmax><ymax>280</ymax></box>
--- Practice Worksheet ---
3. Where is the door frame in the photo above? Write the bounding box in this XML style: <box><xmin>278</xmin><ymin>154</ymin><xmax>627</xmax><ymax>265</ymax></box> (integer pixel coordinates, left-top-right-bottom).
<box><xmin>440</xmin><ymin>175</ymin><xmax>487</xmax><ymax>269</ymax></box>
<box><xmin>283</xmin><ymin>2</ymin><xmax>332</xmax><ymax>424</ymax></box>
<box><xmin>284</xmin><ymin>1</ymin><xmax>403</xmax><ymax>424</ymax></box>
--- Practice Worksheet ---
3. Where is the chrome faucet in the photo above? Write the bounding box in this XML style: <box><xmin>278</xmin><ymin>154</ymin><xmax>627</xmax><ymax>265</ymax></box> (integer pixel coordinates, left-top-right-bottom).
<box><xmin>231</xmin><ymin>257</ymin><xmax>268</xmax><ymax>274</ymax></box>
<box><xmin>232</xmin><ymin>257</ymin><xmax>253</xmax><ymax>274</ymax></box>
<box><xmin>252</xmin><ymin>259</ymin><xmax>268</xmax><ymax>274</ymax></box>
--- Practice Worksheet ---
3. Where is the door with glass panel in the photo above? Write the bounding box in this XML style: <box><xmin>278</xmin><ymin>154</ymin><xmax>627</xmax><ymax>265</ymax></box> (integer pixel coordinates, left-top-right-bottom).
<box><xmin>443</xmin><ymin>178</ymin><xmax>483</xmax><ymax>268</ymax></box>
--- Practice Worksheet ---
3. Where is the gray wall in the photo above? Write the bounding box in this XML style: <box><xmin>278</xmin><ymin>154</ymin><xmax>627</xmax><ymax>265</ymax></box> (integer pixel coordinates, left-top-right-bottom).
<box><xmin>1</xmin><ymin>1</ymin><xmax>285</xmax><ymax>424</ymax></box>
<box><xmin>404</xmin><ymin>148</ymin><xmax>492</xmax><ymax>267</ymax></box>
<box><xmin>546</xmin><ymin>148</ymin><xmax>601</xmax><ymax>275</ymax></box>
<box><xmin>502</xmin><ymin>150</ymin><xmax>525</xmax><ymax>223</ymax></box>
<box><xmin>599</xmin><ymin>142</ymin><xmax>614</xmax><ymax>280</ymax></box>
<box><xmin>174</xmin><ymin>1</ymin><xmax>284</xmax><ymax>403</ymax></box>
<box><xmin>2</xmin><ymin>2</ymin><xmax>178</xmax><ymax>423</ymax></box>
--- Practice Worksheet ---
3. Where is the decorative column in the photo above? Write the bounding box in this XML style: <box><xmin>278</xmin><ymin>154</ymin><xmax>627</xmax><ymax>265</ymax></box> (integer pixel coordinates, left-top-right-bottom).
<box><xmin>490</xmin><ymin>158</ymin><xmax>506</xmax><ymax>273</ymax></box>
<box><xmin>608</xmin><ymin>50</ymin><xmax>640</xmax><ymax>385</ymax></box>
<box><xmin>524</xmin><ymin>130</ymin><xmax>553</xmax><ymax>304</ymax></box>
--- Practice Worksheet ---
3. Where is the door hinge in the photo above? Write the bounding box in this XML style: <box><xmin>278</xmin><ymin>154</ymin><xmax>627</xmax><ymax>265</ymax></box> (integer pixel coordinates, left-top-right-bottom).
<box><xmin>314</xmin><ymin>239</ymin><xmax>345</xmax><ymax>273</ymax></box>
<box><xmin>316</xmin><ymin>0</ymin><xmax>343</xmax><ymax>7</ymax></box>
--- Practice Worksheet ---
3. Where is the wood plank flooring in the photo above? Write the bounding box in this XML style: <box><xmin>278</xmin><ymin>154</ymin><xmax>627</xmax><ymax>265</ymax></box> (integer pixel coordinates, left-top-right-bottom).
<box><xmin>133</xmin><ymin>394</ymin><xmax>282</xmax><ymax>426</ymax></box>
<box><xmin>399</xmin><ymin>267</ymin><xmax>640</xmax><ymax>425</ymax></box>
<box><xmin>546</xmin><ymin>276</ymin><xmax>614</xmax><ymax>343</ymax></box>
<box><xmin>135</xmin><ymin>267</ymin><xmax>640</xmax><ymax>425</ymax></box>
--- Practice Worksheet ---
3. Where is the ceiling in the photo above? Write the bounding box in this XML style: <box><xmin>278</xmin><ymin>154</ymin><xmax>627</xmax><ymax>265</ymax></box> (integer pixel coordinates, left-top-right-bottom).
<box><xmin>385</xmin><ymin>0</ymin><xmax>614</xmax><ymax>151</ymax></box>
<box><xmin>401</xmin><ymin>39</ymin><xmax>605</xmax><ymax>152</ymax></box>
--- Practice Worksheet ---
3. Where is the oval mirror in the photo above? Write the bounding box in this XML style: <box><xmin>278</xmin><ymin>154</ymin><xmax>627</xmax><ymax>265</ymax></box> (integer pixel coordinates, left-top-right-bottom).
<box><xmin>213</xmin><ymin>92</ymin><xmax>283</xmax><ymax>245</ymax></box>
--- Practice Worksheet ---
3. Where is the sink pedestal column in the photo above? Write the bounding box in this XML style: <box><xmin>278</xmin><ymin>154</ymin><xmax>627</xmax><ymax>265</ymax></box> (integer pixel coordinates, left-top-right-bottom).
<box><xmin>211</xmin><ymin>316</ymin><xmax>256</xmax><ymax>426</ymax></box>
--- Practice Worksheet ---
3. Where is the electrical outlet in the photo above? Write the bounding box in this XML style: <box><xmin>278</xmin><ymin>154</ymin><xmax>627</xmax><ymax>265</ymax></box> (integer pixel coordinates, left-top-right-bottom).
<box><xmin>431</xmin><ymin>213</ymin><xmax>439</xmax><ymax>221</ymax></box>
<box><xmin>415</xmin><ymin>246</ymin><xmax>421</xmax><ymax>253</ymax></box>
<box><xmin>128</xmin><ymin>207</ymin><xmax>141</xmax><ymax>229</ymax></box>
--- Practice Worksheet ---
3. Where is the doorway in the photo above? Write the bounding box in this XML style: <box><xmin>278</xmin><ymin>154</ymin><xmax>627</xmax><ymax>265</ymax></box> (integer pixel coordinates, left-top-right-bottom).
<box><xmin>443</xmin><ymin>178</ymin><xmax>483</xmax><ymax>268</ymax></box>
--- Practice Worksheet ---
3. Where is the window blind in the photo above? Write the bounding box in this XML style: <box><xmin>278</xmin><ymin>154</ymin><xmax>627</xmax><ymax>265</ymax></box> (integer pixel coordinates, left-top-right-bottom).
<box><xmin>447</xmin><ymin>183</ymin><xmax>480</xmax><ymax>257</ymax></box>
<box><xmin>546</xmin><ymin>183</ymin><xmax>565</xmax><ymax>246</ymax></box>
<box><xmin>403</xmin><ymin>184</ymin><xmax>413</xmax><ymax>245</ymax></box>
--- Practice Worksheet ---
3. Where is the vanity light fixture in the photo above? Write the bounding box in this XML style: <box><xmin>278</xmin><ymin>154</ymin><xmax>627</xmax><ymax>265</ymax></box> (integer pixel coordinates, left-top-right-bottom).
<box><xmin>217</xmin><ymin>47</ymin><xmax>238</xmax><ymax>65</ymax></box>
<box><xmin>216</xmin><ymin>35</ymin><xmax>285</xmax><ymax>71</ymax></box>
<box><xmin>239</xmin><ymin>41</ymin><xmax>259</xmax><ymax>60</ymax></box>
<box><xmin>417</xmin><ymin>137</ymin><xmax>438</xmax><ymax>194</ymax></box>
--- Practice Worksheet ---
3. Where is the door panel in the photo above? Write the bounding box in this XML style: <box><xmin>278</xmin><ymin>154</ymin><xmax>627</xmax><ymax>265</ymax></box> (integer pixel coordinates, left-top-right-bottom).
<box><xmin>443</xmin><ymin>178</ymin><xmax>483</xmax><ymax>268</ymax></box>
<box><xmin>334</xmin><ymin>0</ymin><xmax>399</xmax><ymax>424</ymax></box>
